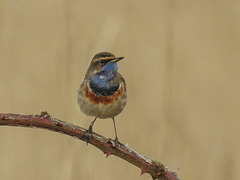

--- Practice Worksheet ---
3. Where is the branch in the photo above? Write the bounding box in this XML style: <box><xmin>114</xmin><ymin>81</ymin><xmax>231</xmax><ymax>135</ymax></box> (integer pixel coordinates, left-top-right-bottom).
<box><xmin>0</xmin><ymin>112</ymin><xmax>180</xmax><ymax>180</ymax></box>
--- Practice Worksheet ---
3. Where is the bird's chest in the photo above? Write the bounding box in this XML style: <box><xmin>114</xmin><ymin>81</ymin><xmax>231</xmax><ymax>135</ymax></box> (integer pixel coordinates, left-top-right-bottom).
<box><xmin>79</xmin><ymin>82</ymin><xmax>126</xmax><ymax>118</ymax></box>
<box><xmin>89</xmin><ymin>80</ymin><xmax>119</xmax><ymax>96</ymax></box>
<box><xmin>88</xmin><ymin>73</ymin><xmax>119</xmax><ymax>95</ymax></box>
<box><xmin>85</xmin><ymin>81</ymin><xmax>123</xmax><ymax>105</ymax></box>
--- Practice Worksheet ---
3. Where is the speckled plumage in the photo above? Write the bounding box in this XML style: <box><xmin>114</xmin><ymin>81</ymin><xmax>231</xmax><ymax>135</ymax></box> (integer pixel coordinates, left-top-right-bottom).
<box><xmin>77</xmin><ymin>52</ymin><xmax>127</xmax><ymax>143</ymax></box>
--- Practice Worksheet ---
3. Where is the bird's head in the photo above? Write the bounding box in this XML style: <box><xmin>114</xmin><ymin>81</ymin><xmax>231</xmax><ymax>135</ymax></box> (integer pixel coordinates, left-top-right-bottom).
<box><xmin>86</xmin><ymin>52</ymin><xmax>124</xmax><ymax>78</ymax></box>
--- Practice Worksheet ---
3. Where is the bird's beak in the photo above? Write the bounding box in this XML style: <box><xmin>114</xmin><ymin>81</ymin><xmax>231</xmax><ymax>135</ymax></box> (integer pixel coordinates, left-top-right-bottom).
<box><xmin>109</xmin><ymin>57</ymin><xmax>124</xmax><ymax>63</ymax></box>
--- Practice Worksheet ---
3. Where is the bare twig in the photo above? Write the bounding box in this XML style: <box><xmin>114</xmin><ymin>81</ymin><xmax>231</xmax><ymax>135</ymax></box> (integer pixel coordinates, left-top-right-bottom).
<box><xmin>0</xmin><ymin>112</ymin><xmax>180</xmax><ymax>180</ymax></box>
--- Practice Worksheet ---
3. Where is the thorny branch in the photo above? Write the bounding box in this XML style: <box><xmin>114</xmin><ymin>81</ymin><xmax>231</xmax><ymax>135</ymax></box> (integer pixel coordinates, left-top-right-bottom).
<box><xmin>0</xmin><ymin>112</ymin><xmax>180</xmax><ymax>180</ymax></box>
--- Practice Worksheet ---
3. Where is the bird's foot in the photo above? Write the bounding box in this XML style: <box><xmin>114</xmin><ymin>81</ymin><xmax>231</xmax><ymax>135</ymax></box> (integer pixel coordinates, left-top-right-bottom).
<box><xmin>114</xmin><ymin>137</ymin><xmax>120</xmax><ymax>148</ymax></box>
<box><xmin>83</xmin><ymin>126</ymin><xmax>93</xmax><ymax>144</ymax></box>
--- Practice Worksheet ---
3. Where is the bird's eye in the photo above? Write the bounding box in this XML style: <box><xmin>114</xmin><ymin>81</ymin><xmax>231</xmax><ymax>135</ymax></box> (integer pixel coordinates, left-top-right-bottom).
<box><xmin>100</xmin><ymin>60</ymin><xmax>105</xmax><ymax>64</ymax></box>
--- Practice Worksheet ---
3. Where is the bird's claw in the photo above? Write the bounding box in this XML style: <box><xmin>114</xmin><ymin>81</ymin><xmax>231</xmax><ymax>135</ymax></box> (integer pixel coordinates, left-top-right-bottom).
<box><xmin>114</xmin><ymin>137</ymin><xmax>120</xmax><ymax>148</ymax></box>
<box><xmin>83</xmin><ymin>127</ymin><xmax>93</xmax><ymax>144</ymax></box>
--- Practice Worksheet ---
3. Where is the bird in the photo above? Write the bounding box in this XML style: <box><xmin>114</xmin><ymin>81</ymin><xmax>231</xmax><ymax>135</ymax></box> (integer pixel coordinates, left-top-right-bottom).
<box><xmin>78</xmin><ymin>52</ymin><xmax>127</xmax><ymax>146</ymax></box>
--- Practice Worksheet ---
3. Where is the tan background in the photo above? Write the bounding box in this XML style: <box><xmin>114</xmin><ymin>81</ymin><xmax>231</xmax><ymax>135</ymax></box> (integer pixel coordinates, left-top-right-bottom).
<box><xmin>0</xmin><ymin>0</ymin><xmax>240</xmax><ymax>180</ymax></box>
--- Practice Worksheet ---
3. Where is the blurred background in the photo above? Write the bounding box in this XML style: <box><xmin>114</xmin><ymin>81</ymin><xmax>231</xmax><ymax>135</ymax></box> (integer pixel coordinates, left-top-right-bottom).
<box><xmin>0</xmin><ymin>0</ymin><xmax>240</xmax><ymax>179</ymax></box>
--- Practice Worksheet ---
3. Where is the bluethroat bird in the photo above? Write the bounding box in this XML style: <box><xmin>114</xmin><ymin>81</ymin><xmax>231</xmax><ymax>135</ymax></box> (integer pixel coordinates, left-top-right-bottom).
<box><xmin>78</xmin><ymin>52</ymin><xmax>127</xmax><ymax>145</ymax></box>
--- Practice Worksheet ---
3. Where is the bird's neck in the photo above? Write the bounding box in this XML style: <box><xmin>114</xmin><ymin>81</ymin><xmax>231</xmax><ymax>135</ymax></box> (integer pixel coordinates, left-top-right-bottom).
<box><xmin>90</xmin><ymin>62</ymin><xmax>119</xmax><ymax>88</ymax></box>
<box><xmin>88</xmin><ymin>63</ymin><xmax>120</xmax><ymax>96</ymax></box>
<box><xmin>89</xmin><ymin>71</ymin><xmax>119</xmax><ymax>96</ymax></box>
<box><xmin>90</xmin><ymin>70</ymin><xmax>117</xmax><ymax>88</ymax></box>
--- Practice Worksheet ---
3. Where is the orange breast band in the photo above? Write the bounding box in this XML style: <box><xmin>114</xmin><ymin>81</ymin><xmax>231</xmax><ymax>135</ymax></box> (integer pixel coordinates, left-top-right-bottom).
<box><xmin>85</xmin><ymin>85</ymin><xmax>124</xmax><ymax>105</ymax></box>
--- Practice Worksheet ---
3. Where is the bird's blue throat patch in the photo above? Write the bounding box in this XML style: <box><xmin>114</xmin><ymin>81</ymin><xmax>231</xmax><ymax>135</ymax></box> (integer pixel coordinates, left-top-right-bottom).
<box><xmin>89</xmin><ymin>62</ymin><xmax>120</xmax><ymax>96</ymax></box>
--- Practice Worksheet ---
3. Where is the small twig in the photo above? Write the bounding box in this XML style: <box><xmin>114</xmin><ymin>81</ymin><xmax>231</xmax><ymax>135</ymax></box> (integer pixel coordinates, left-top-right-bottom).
<box><xmin>0</xmin><ymin>112</ymin><xmax>180</xmax><ymax>180</ymax></box>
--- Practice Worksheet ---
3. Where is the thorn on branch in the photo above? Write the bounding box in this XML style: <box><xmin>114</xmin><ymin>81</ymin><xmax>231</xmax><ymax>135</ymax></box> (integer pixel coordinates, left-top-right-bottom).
<box><xmin>104</xmin><ymin>150</ymin><xmax>113</xmax><ymax>158</ymax></box>
<box><xmin>140</xmin><ymin>167</ymin><xmax>148</xmax><ymax>175</ymax></box>
<box><xmin>41</xmin><ymin>111</ymin><xmax>51</xmax><ymax>118</ymax></box>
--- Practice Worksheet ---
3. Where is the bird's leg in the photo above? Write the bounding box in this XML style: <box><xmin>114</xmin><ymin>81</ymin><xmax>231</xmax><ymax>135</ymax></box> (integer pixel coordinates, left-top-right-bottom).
<box><xmin>83</xmin><ymin>117</ymin><xmax>97</xmax><ymax>143</ymax></box>
<box><xmin>88</xmin><ymin>117</ymin><xmax>97</xmax><ymax>134</ymax></box>
<box><xmin>112</xmin><ymin>118</ymin><xmax>119</xmax><ymax>147</ymax></box>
